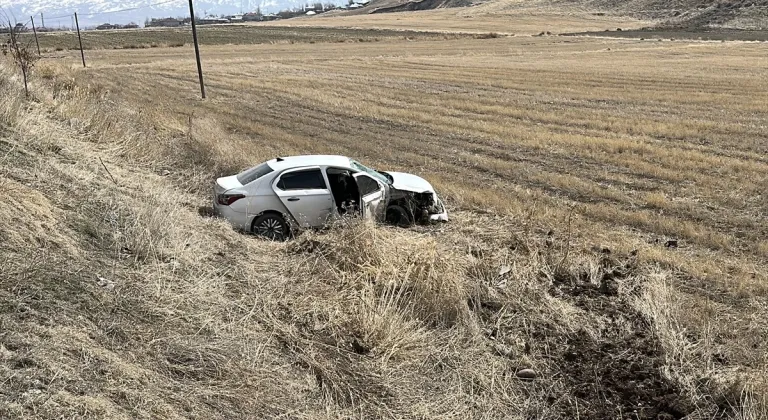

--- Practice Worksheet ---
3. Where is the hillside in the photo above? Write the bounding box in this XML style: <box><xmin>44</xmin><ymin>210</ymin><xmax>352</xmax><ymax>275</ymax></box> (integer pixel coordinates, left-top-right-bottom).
<box><xmin>579</xmin><ymin>0</ymin><xmax>768</xmax><ymax>28</ymax></box>
<box><xmin>355</xmin><ymin>0</ymin><xmax>768</xmax><ymax>29</ymax></box>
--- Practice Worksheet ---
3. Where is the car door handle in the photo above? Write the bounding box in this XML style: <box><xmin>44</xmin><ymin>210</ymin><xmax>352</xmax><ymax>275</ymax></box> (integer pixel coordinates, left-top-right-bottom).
<box><xmin>287</xmin><ymin>197</ymin><xmax>300</xmax><ymax>202</ymax></box>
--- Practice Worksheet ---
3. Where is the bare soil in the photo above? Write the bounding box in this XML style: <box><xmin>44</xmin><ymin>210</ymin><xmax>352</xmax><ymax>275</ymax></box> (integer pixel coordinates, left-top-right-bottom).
<box><xmin>547</xmin><ymin>256</ymin><xmax>692</xmax><ymax>419</ymax></box>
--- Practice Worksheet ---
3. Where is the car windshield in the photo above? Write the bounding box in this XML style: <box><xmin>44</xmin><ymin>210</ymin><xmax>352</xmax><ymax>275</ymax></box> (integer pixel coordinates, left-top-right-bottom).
<box><xmin>236</xmin><ymin>162</ymin><xmax>274</xmax><ymax>185</ymax></box>
<box><xmin>350</xmin><ymin>160</ymin><xmax>391</xmax><ymax>185</ymax></box>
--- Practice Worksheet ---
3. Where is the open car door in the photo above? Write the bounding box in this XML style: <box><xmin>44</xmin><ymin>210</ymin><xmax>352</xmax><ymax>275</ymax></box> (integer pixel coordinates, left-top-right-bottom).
<box><xmin>353</xmin><ymin>173</ymin><xmax>387</xmax><ymax>221</ymax></box>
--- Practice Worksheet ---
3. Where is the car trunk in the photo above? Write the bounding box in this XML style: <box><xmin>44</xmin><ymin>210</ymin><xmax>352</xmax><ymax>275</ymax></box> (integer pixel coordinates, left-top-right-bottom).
<box><xmin>214</xmin><ymin>175</ymin><xmax>242</xmax><ymax>195</ymax></box>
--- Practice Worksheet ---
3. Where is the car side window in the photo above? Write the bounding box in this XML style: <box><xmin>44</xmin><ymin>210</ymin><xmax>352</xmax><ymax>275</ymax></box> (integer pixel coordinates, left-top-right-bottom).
<box><xmin>276</xmin><ymin>169</ymin><xmax>327</xmax><ymax>190</ymax></box>
<box><xmin>356</xmin><ymin>175</ymin><xmax>381</xmax><ymax>197</ymax></box>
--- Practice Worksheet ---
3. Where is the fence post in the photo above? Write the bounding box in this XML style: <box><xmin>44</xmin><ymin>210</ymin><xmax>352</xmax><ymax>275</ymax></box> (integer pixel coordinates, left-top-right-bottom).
<box><xmin>30</xmin><ymin>16</ymin><xmax>41</xmax><ymax>56</ymax></box>
<box><xmin>74</xmin><ymin>12</ymin><xmax>85</xmax><ymax>68</ymax></box>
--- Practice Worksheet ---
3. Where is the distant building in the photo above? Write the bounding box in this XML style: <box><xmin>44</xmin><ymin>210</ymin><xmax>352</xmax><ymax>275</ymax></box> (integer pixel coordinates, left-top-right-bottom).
<box><xmin>262</xmin><ymin>14</ymin><xmax>279</xmax><ymax>21</ymax></box>
<box><xmin>146</xmin><ymin>18</ymin><xmax>184</xmax><ymax>27</ymax></box>
<box><xmin>197</xmin><ymin>17</ymin><xmax>230</xmax><ymax>25</ymax></box>
<box><xmin>242</xmin><ymin>12</ymin><xmax>262</xmax><ymax>21</ymax></box>
<box><xmin>227</xmin><ymin>14</ymin><xmax>244</xmax><ymax>22</ymax></box>
<box><xmin>96</xmin><ymin>23</ymin><xmax>117</xmax><ymax>30</ymax></box>
<box><xmin>1</xmin><ymin>23</ymin><xmax>27</xmax><ymax>33</ymax></box>
<box><xmin>123</xmin><ymin>23</ymin><xmax>139</xmax><ymax>29</ymax></box>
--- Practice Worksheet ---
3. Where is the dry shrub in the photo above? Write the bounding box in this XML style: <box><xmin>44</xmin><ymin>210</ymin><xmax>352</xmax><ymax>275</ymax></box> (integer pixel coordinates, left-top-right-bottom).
<box><xmin>737</xmin><ymin>387</ymin><xmax>768</xmax><ymax>420</ymax></box>
<box><xmin>292</xmin><ymin>221</ymin><xmax>471</xmax><ymax>328</ymax></box>
<box><xmin>0</xmin><ymin>177</ymin><xmax>77</xmax><ymax>256</ymax></box>
<box><xmin>35</xmin><ymin>62</ymin><xmax>57</xmax><ymax>80</ymax></box>
<box><xmin>475</xmin><ymin>32</ymin><xmax>501</xmax><ymax>39</ymax></box>
<box><xmin>348</xmin><ymin>284</ymin><xmax>432</xmax><ymax>362</ymax></box>
<box><xmin>634</xmin><ymin>271</ymin><xmax>762</xmax><ymax>415</ymax></box>
<box><xmin>159</xmin><ymin>338</ymin><xmax>231</xmax><ymax>381</ymax></box>
<box><xmin>285</xmin><ymin>333</ymin><xmax>393</xmax><ymax>409</ymax></box>
<box><xmin>177</xmin><ymin>116</ymin><xmax>258</xmax><ymax>177</ymax></box>
<box><xmin>108</xmin><ymin>192</ymin><xmax>184</xmax><ymax>264</ymax></box>
<box><xmin>0</xmin><ymin>66</ymin><xmax>24</xmax><ymax>125</ymax></box>
<box><xmin>644</xmin><ymin>191</ymin><xmax>668</xmax><ymax>209</ymax></box>
<box><xmin>757</xmin><ymin>240</ymin><xmax>768</xmax><ymax>259</ymax></box>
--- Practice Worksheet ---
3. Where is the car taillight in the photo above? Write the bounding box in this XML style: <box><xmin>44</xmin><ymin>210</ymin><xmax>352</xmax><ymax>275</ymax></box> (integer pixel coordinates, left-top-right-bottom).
<box><xmin>217</xmin><ymin>194</ymin><xmax>245</xmax><ymax>206</ymax></box>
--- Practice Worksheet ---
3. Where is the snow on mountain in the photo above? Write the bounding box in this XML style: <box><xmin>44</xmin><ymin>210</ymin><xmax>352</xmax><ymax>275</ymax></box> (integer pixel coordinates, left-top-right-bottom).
<box><xmin>0</xmin><ymin>0</ymin><xmax>331</xmax><ymax>27</ymax></box>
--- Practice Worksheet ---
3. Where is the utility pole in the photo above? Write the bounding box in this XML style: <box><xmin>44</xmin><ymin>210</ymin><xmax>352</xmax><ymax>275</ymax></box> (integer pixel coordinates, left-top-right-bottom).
<box><xmin>74</xmin><ymin>13</ymin><xmax>86</xmax><ymax>67</ymax></box>
<box><xmin>30</xmin><ymin>16</ymin><xmax>41</xmax><ymax>56</ymax></box>
<box><xmin>188</xmin><ymin>0</ymin><xmax>206</xmax><ymax>99</ymax></box>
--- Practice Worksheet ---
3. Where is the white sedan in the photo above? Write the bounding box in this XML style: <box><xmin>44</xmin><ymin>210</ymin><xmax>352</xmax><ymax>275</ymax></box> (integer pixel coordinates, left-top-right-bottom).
<box><xmin>212</xmin><ymin>155</ymin><xmax>448</xmax><ymax>240</ymax></box>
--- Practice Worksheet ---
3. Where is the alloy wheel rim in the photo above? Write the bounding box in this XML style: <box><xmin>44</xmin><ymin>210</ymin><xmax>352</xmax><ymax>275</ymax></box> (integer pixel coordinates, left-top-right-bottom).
<box><xmin>257</xmin><ymin>217</ymin><xmax>284</xmax><ymax>239</ymax></box>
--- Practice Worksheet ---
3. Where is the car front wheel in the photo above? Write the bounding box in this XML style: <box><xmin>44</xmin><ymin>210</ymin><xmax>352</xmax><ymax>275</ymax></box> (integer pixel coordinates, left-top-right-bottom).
<box><xmin>252</xmin><ymin>213</ymin><xmax>289</xmax><ymax>241</ymax></box>
<box><xmin>385</xmin><ymin>205</ymin><xmax>412</xmax><ymax>228</ymax></box>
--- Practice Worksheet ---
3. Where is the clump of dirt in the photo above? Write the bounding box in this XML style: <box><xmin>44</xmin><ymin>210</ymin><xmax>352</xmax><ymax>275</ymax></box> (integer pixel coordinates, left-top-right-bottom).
<box><xmin>546</xmin><ymin>253</ymin><xmax>696</xmax><ymax>419</ymax></box>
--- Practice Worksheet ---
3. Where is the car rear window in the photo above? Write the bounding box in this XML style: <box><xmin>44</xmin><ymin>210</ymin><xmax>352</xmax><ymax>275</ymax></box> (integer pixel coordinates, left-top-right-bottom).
<box><xmin>277</xmin><ymin>169</ymin><xmax>327</xmax><ymax>190</ymax></box>
<box><xmin>237</xmin><ymin>163</ymin><xmax>274</xmax><ymax>185</ymax></box>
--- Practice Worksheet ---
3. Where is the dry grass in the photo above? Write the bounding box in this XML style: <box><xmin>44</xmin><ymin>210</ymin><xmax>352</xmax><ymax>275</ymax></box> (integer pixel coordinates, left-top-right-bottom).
<box><xmin>24</xmin><ymin>26</ymin><xmax>461</xmax><ymax>52</ymax></box>
<box><xmin>1</xmin><ymin>15</ymin><xmax>767</xmax><ymax>420</ymax></box>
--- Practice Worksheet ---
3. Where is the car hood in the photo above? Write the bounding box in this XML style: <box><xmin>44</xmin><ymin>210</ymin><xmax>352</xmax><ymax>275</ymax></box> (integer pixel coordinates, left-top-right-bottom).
<box><xmin>386</xmin><ymin>171</ymin><xmax>436</xmax><ymax>194</ymax></box>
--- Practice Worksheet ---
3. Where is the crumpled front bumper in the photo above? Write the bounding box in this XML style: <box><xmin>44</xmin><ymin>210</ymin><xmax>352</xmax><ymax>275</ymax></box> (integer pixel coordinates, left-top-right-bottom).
<box><xmin>428</xmin><ymin>197</ymin><xmax>449</xmax><ymax>223</ymax></box>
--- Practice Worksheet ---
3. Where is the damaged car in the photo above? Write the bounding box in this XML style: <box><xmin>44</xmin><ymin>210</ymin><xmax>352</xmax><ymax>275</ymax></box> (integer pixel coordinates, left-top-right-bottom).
<box><xmin>212</xmin><ymin>155</ymin><xmax>448</xmax><ymax>240</ymax></box>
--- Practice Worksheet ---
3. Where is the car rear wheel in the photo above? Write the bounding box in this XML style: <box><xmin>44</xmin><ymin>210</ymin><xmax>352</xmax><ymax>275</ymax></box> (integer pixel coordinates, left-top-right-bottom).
<box><xmin>252</xmin><ymin>213</ymin><xmax>289</xmax><ymax>241</ymax></box>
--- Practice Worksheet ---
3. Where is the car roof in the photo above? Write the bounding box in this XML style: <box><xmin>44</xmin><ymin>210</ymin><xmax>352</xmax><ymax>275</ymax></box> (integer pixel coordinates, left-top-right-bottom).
<box><xmin>265</xmin><ymin>155</ymin><xmax>354</xmax><ymax>171</ymax></box>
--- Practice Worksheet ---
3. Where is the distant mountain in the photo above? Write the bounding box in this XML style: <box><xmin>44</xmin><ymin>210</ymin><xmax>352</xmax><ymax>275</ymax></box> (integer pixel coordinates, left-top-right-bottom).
<box><xmin>0</xmin><ymin>0</ymin><xmax>343</xmax><ymax>27</ymax></box>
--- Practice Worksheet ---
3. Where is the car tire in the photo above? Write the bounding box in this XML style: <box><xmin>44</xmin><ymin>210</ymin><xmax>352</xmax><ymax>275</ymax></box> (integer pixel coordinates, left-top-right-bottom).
<box><xmin>252</xmin><ymin>213</ymin><xmax>289</xmax><ymax>241</ymax></box>
<box><xmin>385</xmin><ymin>205</ymin><xmax>412</xmax><ymax>228</ymax></box>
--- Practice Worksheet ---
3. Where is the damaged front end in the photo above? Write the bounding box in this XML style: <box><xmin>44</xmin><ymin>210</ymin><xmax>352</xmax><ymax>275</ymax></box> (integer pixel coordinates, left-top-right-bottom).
<box><xmin>380</xmin><ymin>171</ymin><xmax>448</xmax><ymax>227</ymax></box>
<box><xmin>387</xmin><ymin>188</ymin><xmax>449</xmax><ymax>226</ymax></box>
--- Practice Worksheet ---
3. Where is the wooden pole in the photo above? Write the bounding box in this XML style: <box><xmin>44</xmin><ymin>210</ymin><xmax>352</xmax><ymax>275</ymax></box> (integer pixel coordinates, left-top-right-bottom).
<box><xmin>30</xmin><ymin>16</ymin><xmax>41</xmax><ymax>56</ymax></box>
<box><xmin>74</xmin><ymin>13</ymin><xmax>85</xmax><ymax>67</ymax></box>
<box><xmin>188</xmin><ymin>0</ymin><xmax>206</xmax><ymax>99</ymax></box>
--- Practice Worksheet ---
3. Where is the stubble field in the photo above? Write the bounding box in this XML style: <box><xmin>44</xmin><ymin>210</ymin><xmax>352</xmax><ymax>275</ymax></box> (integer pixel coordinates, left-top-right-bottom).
<box><xmin>2</xmin><ymin>14</ymin><xmax>767</xmax><ymax>419</ymax></box>
<box><xmin>79</xmin><ymin>34</ymin><xmax>768</xmax><ymax>270</ymax></box>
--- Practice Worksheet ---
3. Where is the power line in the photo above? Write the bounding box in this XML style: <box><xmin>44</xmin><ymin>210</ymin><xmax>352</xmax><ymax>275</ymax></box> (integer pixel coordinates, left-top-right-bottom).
<box><xmin>41</xmin><ymin>13</ymin><xmax>74</xmax><ymax>20</ymax></box>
